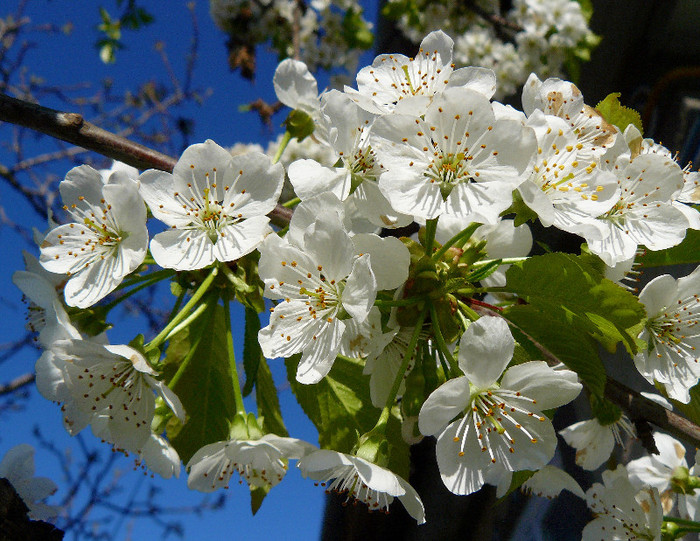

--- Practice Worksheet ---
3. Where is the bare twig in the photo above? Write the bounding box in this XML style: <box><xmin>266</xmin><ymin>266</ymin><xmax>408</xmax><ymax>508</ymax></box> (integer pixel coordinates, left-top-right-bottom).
<box><xmin>0</xmin><ymin>93</ymin><xmax>176</xmax><ymax>170</ymax></box>
<box><xmin>461</xmin><ymin>0</ymin><xmax>523</xmax><ymax>33</ymax></box>
<box><xmin>0</xmin><ymin>93</ymin><xmax>293</xmax><ymax>226</ymax></box>
<box><xmin>0</xmin><ymin>372</ymin><xmax>35</xmax><ymax>395</ymax></box>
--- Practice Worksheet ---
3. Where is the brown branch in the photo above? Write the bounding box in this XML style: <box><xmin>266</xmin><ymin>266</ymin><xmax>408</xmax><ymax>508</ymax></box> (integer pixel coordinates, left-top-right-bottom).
<box><xmin>0</xmin><ymin>93</ymin><xmax>176</xmax><ymax>171</ymax></box>
<box><xmin>470</xmin><ymin>302</ymin><xmax>700</xmax><ymax>449</ymax></box>
<box><xmin>0</xmin><ymin>93</ymin><xmax>293</xmax><ymax>226</ymax></box>
<box><xmin>0</xmin><ymin>372</ymin><xmax>35</xmax><ymax>395</ymax></box>
<box><xmin>460</xmin><ymin>0</ymin><xmax>523</xmax><ymax>34</ymax></box>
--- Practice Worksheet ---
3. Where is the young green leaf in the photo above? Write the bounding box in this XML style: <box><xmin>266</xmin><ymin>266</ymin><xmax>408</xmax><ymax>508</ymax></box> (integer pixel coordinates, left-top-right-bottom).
<box><xmin>165</xmin><ymin>300</ymin><xmax>237</xmax><ymax>463</ymax></box>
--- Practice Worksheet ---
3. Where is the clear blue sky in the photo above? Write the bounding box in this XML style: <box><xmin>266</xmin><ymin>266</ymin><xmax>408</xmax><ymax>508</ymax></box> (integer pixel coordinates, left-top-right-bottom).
<box><xmin>0</xmin><ymin>0</ymin><xmax>374</xmax><ymax>538</ymax></box>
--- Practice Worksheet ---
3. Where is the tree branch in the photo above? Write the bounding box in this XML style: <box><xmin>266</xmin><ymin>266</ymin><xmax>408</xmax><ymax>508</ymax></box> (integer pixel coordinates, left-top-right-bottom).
<box><xmin>0</xmin><ymin>93</ymin><xmax>293</xmax><ymax>225</ymax></box>
<box><xmin>0</xmin><ymin>372</ymin><xmax>35</xmax><ymax>395</ymax></box>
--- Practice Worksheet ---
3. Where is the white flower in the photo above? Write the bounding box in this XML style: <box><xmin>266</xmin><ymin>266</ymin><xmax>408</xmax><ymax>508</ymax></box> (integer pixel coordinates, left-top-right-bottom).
<box><xmin>0</xmin><ymin>444</ymin><xmax>59</xmax><ymax>520</ymax></box>
<box><xmin>12</xmin><ymin>251</ymin><xmax>71</xmax><ymax>348</ymax></box>
<box><xmin>521</xmin><ymin>74</ymin><xmax>617</xmax><ymax>155</ymax></box>
<box><xmin>139</xmin><ymin>140</ymin><xmax>283</xmax><ymax>270</ymax></box>
<box><xmin>39</xmin><ymin>164</ymin><xmax>148</xmax><ymax>308</ymax></box>
<box><xmin>521</xmin><ymin>465</ymin><xmax>584</xmax><ymax>499</ymax></box>
<box><xmin>559</xmin><ymin>415</ymin><xmax>636</xmax><ymax>471</ymax></box>
<box><xmin>519</xmin><ymin>110</ymin><xmax>619</xmax><ymax>238</ymax></box>
<box><xmin>287</xmin><ymin>90</ymin><xmax>412</xmax><ymax>229</ymax></box>
<box><xmin>187</xmin><ymin>435</ymin><xmax>316</xmax><ymax>492</ymax></box>
<box><xmin>587</xmin><ymin>153</ymin><xmax>688</xmax><ymax>266</ymax></box>
<box><xmin>372</xmin><ymin>86</ymin><xmax>536</xmax><ymax>223</ymax></box>
<box><xmin>257</xmin><ymin>212</ymin><xmax>377</xmax><ymax>384</ymax></box>
<box><xmin>48</xmin><ymin>339</ymin><xmax>184</xmax><ymax>452</ymax></box>
<box><xmin>627</xmin><ymin>432</ymin><xmax>688</xmax><ymax>514</ymax></box>
<box><xmin>133</xmin><ymin>434</ymin><xmax>181</xmax><ymax>480</ymax></box>
<box><xmin>418</xmin><ymin>316</ymin><xmax>581</xmax><ymax>495</ymax></box>
<box><xmin>346</xmin><ymin>30</ymin><xmax>496</xmax><ymax>116</ymax></box>
<box><xmin>634</xmin><ymin>266</ymin><xmax>700</xmax><ymax>403</ymax></box>
<box><xmin>679</xmin><ymin>454</ymin><xmax>700</xmax><ymax>521</ymax></box>
<box><xmin>583</xmin><ymin>465</ymin><xmax>663</xmax><ymax>541</ymax></box>
<box><xmin>298</xmin><ymin>449</ymin><xmax>426</xmax><ymax>524</ymax></box>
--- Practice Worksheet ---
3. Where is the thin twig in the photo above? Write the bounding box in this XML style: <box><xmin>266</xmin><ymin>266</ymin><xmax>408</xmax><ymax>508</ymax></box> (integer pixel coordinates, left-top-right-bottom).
<box><xmin>0</xmin><ymin>93</ymin><xmax>293</xmax><ymax>225</ymax></box>
<box><xmin>0</xmin><ymin>372</ymin><xmax>35</xmax><ymax>395</ymax></box>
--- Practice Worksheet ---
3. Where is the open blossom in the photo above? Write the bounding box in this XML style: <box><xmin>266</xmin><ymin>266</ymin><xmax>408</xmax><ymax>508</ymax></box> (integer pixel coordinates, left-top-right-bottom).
<box><xmin>583</xmin><ymin>465</ymin><xmax>663</xmax><ymax>541</ymax></box>
<box><xmin>287</xmin><ymin>90</ymin><xmax>412</xmax><ymax>229</ymax></box>
<box><xmin>298</xmin><ymin>449</ymin><xmax>425</xmax><ymax>524</ymax></box>
<box><xmin>627</xmin><ymin>432</ymin><xmax>689</xmax><ymax>514</ymax></box>
<box><xmin>187</xmin><ymin>435</ymin><xmax>316</xmax><ymax>492</ymax></box>
<box><xmin>418</xmin><ymin>316</ymin><xmax>581</xmax><ymax>495</ymax></box>
<box><xmin>522</xmin><ymin>74</ymin><xmax>618</xmax><ymax>156</ymax></box>
<box><xmin>634</xmin><ymin>266</ymin><xmax>700</xmax><ymax>403</ymax></box>
<box><xmin>258</xmin><ymin>211</ymin><xmax>377</xmax><ymax>384</ymax></box>
<box><xmin>559</xmin><ymin>415</ymin><xmax>636</xmax><ymax>471</ymax></box>
<box><xmin>39</xmin><ymin>164</ymin><xmax>147</xmax><ymax>308</ymax></box>
<box><xmin>587</xmin><ymin>153</ymin><xmax>688</xmax><ymax>266</ymax></box>
<box><xmin>373</xmin><ymin>86</ymin><xmax>536</xmax><ymax>223</ymax></box>
<box><xmin>139</xmin><ymin>140</ymin><xmax>284</xmax><ymax>270</ymax></box>
<box><xmin>0</xmin><ymin>444</ymin><xmax>59</xmax><ymax>520</ymax></box>
<box><xmin>345</xmin><ymin>30</ymin><xmax>496</xmax><ymax>116</ymax></box>
<box><xmin>518</xmin><ymin>110</ymin><xmax>619</xmax><ymax>239</ymax></box>
<box><xmin>45</xmin><ymin>339</ymin><xmax>184</xmax><ymax>453</ymax></box>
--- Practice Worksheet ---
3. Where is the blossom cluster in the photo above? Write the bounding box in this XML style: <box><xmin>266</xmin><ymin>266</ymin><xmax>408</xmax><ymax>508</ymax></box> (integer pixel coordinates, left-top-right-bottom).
<box><xmin>384</xmin><ymin>0</ymin><xmax>599</xmax><ymax>99</ymax></box>
<box><xmin>209</xmin><ymin>0</ymin><xmax>373</xmax><ymax>84</ymax></box>
<box><xmin>12</xmin><ymin>29</ymin><xmax>700</xmax><ymax>536</ymax></box>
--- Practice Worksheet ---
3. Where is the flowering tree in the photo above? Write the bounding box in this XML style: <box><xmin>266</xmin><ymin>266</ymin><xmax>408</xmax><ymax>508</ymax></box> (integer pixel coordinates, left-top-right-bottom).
<box><xmin>4</xmin><ymin>2</ymin><xmax>700</xmax><ymax>539</ymax></box>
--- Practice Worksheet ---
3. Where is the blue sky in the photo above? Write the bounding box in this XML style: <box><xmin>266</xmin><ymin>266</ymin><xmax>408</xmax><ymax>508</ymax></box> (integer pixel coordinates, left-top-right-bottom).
<box><xmin>0</xmin><ymin>0</ymin><xmax>376</xmax><ymax>538</ymax></box>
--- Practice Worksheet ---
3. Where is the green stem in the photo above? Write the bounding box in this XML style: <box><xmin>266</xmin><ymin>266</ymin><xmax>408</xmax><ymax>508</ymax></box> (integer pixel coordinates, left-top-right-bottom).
<box><xmin>146</xmin><ymin>265</ymin><xmax>219</xmax><ymax>351</ymax></box>
<box><xmin>282</xmin><ymin>196</ymin><xmax>301</xmax><ymax>208</ymax></box>
<box><xmin>424</xmin><ymin>218</ymin><xmax>438</xmax><ymax>256</ymax></box>
<box><xmin>272</xmin><ymin>131</ymin><xmax>293</xmax><ymax>164</ymax></box>
<box><xmin>114</xmin><ymin>268</ymin><xmax>174</xmax><ymax>291</ymax></box>
<box><xmin>471</xmin><ymin>256</ymin><xmax>529</xmax><ymax>268</ymax></box>
<box><xmin>429</xmin><ymin>302</ymin><xmax>459</xmax><ymax>376</ymax></box>
<box><xmin>431</xmin><ymin>222</ymin><xmax>480</xmax><ymax>262</ymax></box>
<box><xmin>457</xmin><ymin>299</ymin><xmax>481</xmax><ymax>322</ymax></box>
<box><xmin>161</xmin><ymin>302</ymin><xmax>210</xmax><ymax>343</ymax></box>
<box><xmin>375</xmin><ymin>307</ymin><xmax>428</xmax><ymax>431</ymax></box>
<box><xmin>223</xmin><ymin>293</ymin><xmax>246</xmax><ymax>415</ymax></box>
<box><xmin>102</xmin><ymin>270</ymin><xmax>175</xmax><ymax>312</ymax></box>
<box><xmin>664</xmin><ymin>516</ymin><xmax>700</xmax><ymax>528</ymax></box>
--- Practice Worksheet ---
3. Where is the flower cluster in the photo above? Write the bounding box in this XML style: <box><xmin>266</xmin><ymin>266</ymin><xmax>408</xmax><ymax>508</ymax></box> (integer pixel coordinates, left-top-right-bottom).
<box><xmin>209</xmin><ymin>0</ymin><xmax>373</xmax><ymax>84</ymax></box>
<box><xmin>14</xmin><ymin>28</ymin><xmax>700</xmax><ymax>535</ymax></box>
<box><xmin>384</xmin><ymin>0</ymin><xmax>599</xmax><ymax>99</ymax></box>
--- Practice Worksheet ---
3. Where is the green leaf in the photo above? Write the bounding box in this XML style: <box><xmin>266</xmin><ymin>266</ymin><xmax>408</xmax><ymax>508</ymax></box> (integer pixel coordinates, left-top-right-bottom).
<box><xmin>164</xmin><ymin>301</ymin><xmax>237</xmax><ymax>463</ymax></box>
<box><xmin>504</xmin><ymin>253</ymin><xmax>647</xmax><ymax>356</ymax></box>
<box><xmin>256</xmin><ymin>356</ymin><xmax>288</xmax><ymax>437</ymax></box>
<box><xmin>638</xmin><ymin>229</ymin><xmax>700</xmax><ymax>267</ymax></box>
<box><xmin>285</xmin><ymin>354</ymin><xmax>409</xmax><ymax>478</ymax></box>
<box><xmin>497</xmin><ymin>470</ymin><xmax>535</xmax><ymax>502</ymax></box>
<box><xmin>595</xmin><ymin>93</ymin><xmax>643</xmax><ymax>135</ymax></box>
<box><xmin>250</xmin><ymin>485</ymin><xmax>270</xmax><ymax>515</ymax></box>
<box><xmin>503</xmin><ymin>304</ymin><xmax>607</xmax><ymax>396</ymax></box>
<box><xmin>242</xmin><ymin>308</ymin><xmax>262</xmax><ymax>397</ymax></box>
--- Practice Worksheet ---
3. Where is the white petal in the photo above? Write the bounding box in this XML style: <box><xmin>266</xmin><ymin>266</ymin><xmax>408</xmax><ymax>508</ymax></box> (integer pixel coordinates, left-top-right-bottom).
<box><xmin>500</xmin><ymin>361</ymin><xmax>581</xmax><ymax>410</ymax></box>
<box><xmin>459</xmin><ymin>316</ymin><xmax>514</xmax><ymax>388</ymax></box>
<box><xmin>523</xmin><ymin>465</ymin><xmax>585</xmax><ymax>499</ymax></box>
<box><xmin>418</xmin><ymin>376</ymin><xmax>470</xmax><ymax>436</ymax></box>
